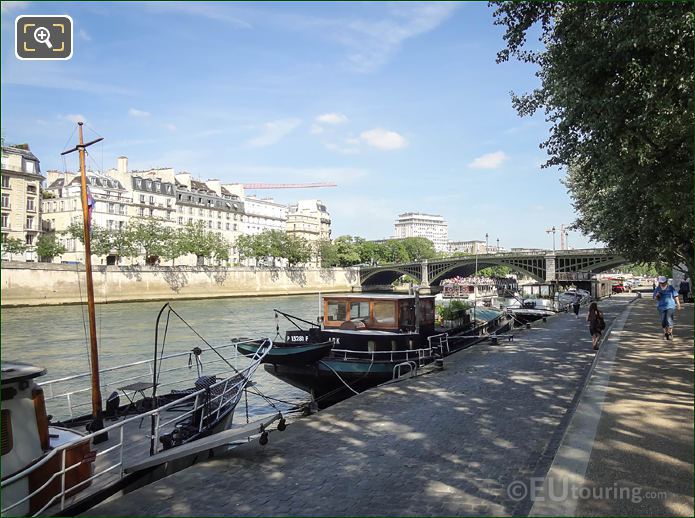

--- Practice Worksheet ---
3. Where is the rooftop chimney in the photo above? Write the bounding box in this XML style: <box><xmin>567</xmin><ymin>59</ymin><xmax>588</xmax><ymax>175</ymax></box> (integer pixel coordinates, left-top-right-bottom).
<box><xmin>117</xmin><ymin>156</ymin><xmax>128</xmax><ymax>174</ymax></box>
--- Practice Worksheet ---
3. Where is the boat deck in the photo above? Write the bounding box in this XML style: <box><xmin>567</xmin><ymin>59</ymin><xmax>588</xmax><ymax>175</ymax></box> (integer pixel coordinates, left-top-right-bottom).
<box><xmin>44</xmin><ymin>404</ymin><xmax>192</xmax><ymax>515</ymax></box>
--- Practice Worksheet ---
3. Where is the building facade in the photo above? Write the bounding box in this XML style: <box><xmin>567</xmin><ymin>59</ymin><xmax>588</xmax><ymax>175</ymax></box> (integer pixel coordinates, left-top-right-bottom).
<box><xmin>286</xmin><ymin>199</ymin><xmax>331</xmax><ymax>242</ymax></box>
<box><xmin>42</xmin><ymin>170</ymin><xmax>130</xmax><ymax>262</ymax></box>
<box><xmin>394</xmin><ymin>212</ymin><xmax>448</xmax><ymax>253</ymax></box>
<box><xmin>448</xmin><ymin>240</ymin><xmax>487</xmax><ymax>255</ymax></box>
<box><xmin>1</xmin><ymin>144</ymin><xmax>44</xmax><ymax>261</ymax></box>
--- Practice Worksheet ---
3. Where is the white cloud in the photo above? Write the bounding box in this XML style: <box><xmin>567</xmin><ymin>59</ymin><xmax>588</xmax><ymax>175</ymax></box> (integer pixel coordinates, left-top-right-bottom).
<box><xmin>61</xmin><ymin>114</ymin><xmax>88</xmax><ymax>124</ymax></box>
<box><xmin>78</xmin><ymin>29</ymin><xmax>92</xmax><ymax>41</ymax></box>
<box><xmin>165</xmin><ymin>123</ymin><xmax>177</xmax><ymax>131</ymax></box>
<box><xmin>467</xmin><ymin>151</ymin><xmax>509</xmax><ymax>169</ymax></box>
<box><xmin>316</xmin><ymin>113</ymin><xmax>348</xmax><ymax>125</ymax></box>
<box><xmin>360</xmin><ymin>128</ymin><xmax>407</xmax><ymax>151</ymax></box>
<box><xmin>128</xmin><ymin>108</ymin><xmax>151</xmax><ymax>118</ymax></box>
<box><xmin>1</xmin><ymin>1</ymin><xmax>29</xmax><ymax>13</ymax></box>
<box><xmin>246</xmin><ymin>118</ymin><xmax>301</xmax><ymax>148</ymax></box>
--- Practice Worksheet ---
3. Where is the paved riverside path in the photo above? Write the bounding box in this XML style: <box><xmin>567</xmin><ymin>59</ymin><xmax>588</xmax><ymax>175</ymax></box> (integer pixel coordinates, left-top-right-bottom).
<box><xmin>88</xmin><ymin>297</ymin><xmax>633</xmax><ymax>516</ymax></box>
<box><xmin>533</xmin><ymin>296</ymin><xmax>693</xmax><ymax>516</ymax></box>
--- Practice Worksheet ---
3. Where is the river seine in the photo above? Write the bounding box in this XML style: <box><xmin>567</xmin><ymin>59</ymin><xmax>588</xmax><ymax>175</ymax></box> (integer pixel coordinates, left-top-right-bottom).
<box><xmin>1</xmin><ymin>295</ymin><xmax>324</xmax><ymax>419</ymax></box>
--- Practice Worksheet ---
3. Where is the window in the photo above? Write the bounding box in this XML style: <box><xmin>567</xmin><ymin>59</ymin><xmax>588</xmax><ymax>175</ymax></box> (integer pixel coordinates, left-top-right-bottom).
<box><xmin>167</xmin><ymin>198</ymin><xmax>172</xmax><ymax>207</ymax></box>
<box><xmin>24</xmin><ymin>160</ymin><xmax>35</xmax><ymax>174</ymax></box>
<box><xmin>140</xmin><ymin>194</ymin><xmax>145</xmax><ymax>204</ymax></box>
<box><xmin>26</xmin><ymin>216</ymin><xmax>33</xmax><ymax>230</ymax></box>
<box><xmin>108</xmin><ymin>203</ymin><xmax>115</xmax><ymax>214</ymax></box>
<box><xmin>188</xmin><ymin>217</ymin><xmax>193</xmax><ymax>224</ymax></box>
<box><xmin>373</xmin><ymin>301</ymin><xmax>396</xmax><ymax>325</ymax></box>
<box><xmin>1</xmin><ymin>213</ymin><xmax>8</xmax><ymax>228</ymax></box>
<box><xmin>226</xmin><ymin>223</ymin><xmax>230</xmax><ymax>230</ymax></box>
<box><xmin>149</xmin><ymin>208</ymin><xmax>154</xmax><ymax>217</ymax></box>
<box><xmin>60</xmin><ymin>201</ymin><xmax>65</xmax><ymax>211</ymax></box>
<box><xmin>188</xmin><ymin>207</ymin><xmax>193</xmax><ymax>215</ymax></box>
<box><xmin>217</xmin><ymin>221</ymin><xmax>221</xmax><ymax>229</ymax></box>
<box><xmin>198</xmin><ymin>208</ymin><xmax>203</xmax><ymax>216</ymax></box>
<box><xmin>178</xmin><ymin>217</ymin><xmax>183</xmax><ymax>225</ymax></box>
<box><xmin>52</xmin><ymin>202</ymin><xmax>57</xmax><ymax>211</ymax></box>
<box><xmin>138</xmin><ymin>207</ymin><xmax>144</xmax><ymax>217</ymax></box>
<box><xmin>208</xmin><ymin>209</ymin><xmax>212</xmax><ymax>217</ymax></box>
<box><xmin>119</xmin><ymin>205</ymin><xmax>126</xmax><ymax>215</ymax></box>
<box><xmin>118</xmin><ymin>221</ymin><xmax>125</xmax><ymax>230</ymax></box>
<box><xmin>1</xmin><ymin>193</ymin><xmax>9</xmax><ymax>208</ymax></box>
<box><xmin>233</xmin><ymin>224</ymin><xmax>237</xmax><ymax>231</ymax></box>
<box><xmin>149</xmin><ymin>196</ymin><xmax>155</xmax><ymax>205</ymax></box>
<box><xmin>1</xmin><ymin>176</ymin><xmax>9</xmax><ymax>189</ymax></box>
<box><xmin>26</xmin><ymin>198</ymin><xmax>35</xmax><ymax>211</ymax></box>
<box><xmin>208</xmin><ymin>220</ymin><xmax>212</xmax><ymax>229</ymax></box>
<box><xmin>25</xmin><ymin>233</ymin><xmax>33</xmax><ymax>245</ymax></box>
<box><xmin>27</xmin><ymin>185</ymin><xmax>36</xmax><ymax>194</ymax></box>
<box><xmin>326</xmin><ymin>301</ymin><xmax>347</xmax><ymax>322</ymax></box>
<box><xmin>107</xmin><ymin>220</ymin><xmax>114</xmax><ymax>230</ymax></box>
<box><xmin>136</xmin><ymin>179</ymin><xmax>142</xmax><ymax>188</ymax></box>
<box><xmin>350</xmin><ymin>302</ymin><xmax>370</xmax><ymax>321</ymax></box>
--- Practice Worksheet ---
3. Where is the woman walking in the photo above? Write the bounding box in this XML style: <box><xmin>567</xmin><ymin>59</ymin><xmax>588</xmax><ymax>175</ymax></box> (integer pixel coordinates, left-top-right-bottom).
<box><xmin>653</xmin><ymin>276</ymin><xmax>682</xmax><ymax>340</ymax></box>
<box><xmin>587</xmin><ymin>302</ymin><xmax>605</xmax><ymax>350</ymax></box>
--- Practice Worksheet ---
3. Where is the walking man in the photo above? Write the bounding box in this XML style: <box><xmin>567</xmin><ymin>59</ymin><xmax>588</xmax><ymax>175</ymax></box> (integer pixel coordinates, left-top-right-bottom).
<box><xmin>653</xmin><ymin>276</ymin><xmax>682</xmax><ymax>340</ymax></box>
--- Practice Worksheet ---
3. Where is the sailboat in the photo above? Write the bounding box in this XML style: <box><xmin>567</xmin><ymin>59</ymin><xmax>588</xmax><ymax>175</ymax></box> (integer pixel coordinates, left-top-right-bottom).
<box><xmin>0</xmin><ymin>123</ymin><xmax>278</xmax><ymax>516</ymax></box>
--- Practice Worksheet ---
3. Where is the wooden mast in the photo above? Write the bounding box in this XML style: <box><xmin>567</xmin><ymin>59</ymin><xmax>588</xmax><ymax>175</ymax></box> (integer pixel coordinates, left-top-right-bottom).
<box><xmin>61</xmin><ymin>122</ymin><xmax>106</xmax><ymax>439</ymax></box>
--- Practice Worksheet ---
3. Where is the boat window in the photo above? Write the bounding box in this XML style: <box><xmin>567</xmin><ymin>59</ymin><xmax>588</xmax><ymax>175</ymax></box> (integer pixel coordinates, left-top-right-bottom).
<box><xmin>327</xmin><ymin>301</ymin><xmax>347</xmax><ymax>322</ymax></box>
<box><xmin>420</xmin><ymin>299</ymin><xmax>435</xmax><ymax>324</ymax></box>
<box><xmin>399</xmin><ymin>300</ymin><xmax>415</xmax><ymax>327</ymax></box>
<box><xmin>1</xmin><ymin>409</ymin><xmax>12</xmax><ymax>455</ymax></box>
<box><xmin>349</xmin><ymin>301</ymin><xmax>369</xmax><ymax>321</ymax></box>
<box><xmin>373</xmin><ymin>301</ymin><xmax>396</xmax><ymax>325</ymax></box>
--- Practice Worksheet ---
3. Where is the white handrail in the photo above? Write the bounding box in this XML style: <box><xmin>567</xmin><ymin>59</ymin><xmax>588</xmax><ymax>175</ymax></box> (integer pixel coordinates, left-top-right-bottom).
<box><xmin>1</xmin><ymin>337</ymin><xmax>272</xmax><ymax>517</ymax></box>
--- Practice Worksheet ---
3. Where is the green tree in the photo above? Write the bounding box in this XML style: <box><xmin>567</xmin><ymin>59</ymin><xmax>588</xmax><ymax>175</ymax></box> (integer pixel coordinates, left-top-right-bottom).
<box><xmin>282</xmin><ymin>233</ymin><xmax>312</xmax><ymax>266</ymax></box>
<box><xmin>1</xmin><ymin>237</ymin><xmax>27</xmax><ymax>258</ymax></box>
<box><xmin>401</xmin><ymin>237</ymin><xmax>436</xmax><ymax>262</ymax></box>
<box><xmin>492</xmin><ymin>1</ymin><xmax>694</xmax><ymax>282</ymax></box>
<box><xmin>127</xmin><ymin>219</ymin><xmax>169</xmax><ymax>264</ymax></box>
<box><xmin>478</xmin><ymin>265</ymin><xmax>512</xmax><ymax>277</ymax></box>
<box><xmin>36</xmin><ymin>232</ymin><xmax>67</xmax><ymax>262</ymax></box>
<box><xmin>65</xmin><ymin>222</ymin><xmax>113</xmax><ymax>258</ymax></box>
<box><xmin>317</xmin><ymin>239</ymin><xmax>340</xmax><ymax>267</ymax></box>
<box><xmin>178</xmin><ymin>222</ymin><xmax>229</xmax><ymax>265</ymax></box>
<box><xmin>333</xmin><ymin>235</ymin><xmax>362</xmax><ymax>266</ymax></box>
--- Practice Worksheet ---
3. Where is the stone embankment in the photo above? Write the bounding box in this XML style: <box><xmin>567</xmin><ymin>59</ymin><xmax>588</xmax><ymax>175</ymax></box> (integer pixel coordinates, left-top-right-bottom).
<box><xmin>0</xmin><ymin>261</ymin><xmax>361</xmax><ymax>306</ymax></box>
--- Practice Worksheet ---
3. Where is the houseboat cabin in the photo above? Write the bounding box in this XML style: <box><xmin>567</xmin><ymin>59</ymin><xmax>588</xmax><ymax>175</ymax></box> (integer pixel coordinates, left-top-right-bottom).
<box><xmin>322</xmin><ymin>294</ymin><xmax>435</xmax><ymax>335</ymax></box>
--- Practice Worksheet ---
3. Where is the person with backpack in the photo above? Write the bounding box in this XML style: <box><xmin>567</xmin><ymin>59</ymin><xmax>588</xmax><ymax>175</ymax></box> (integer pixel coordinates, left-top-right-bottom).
<box><xmin>587</xmin><ymin>302</ymin><xmax>605</xmax><ymax>350</ymax></box>
<box><xmin>653</xmin><ymin>276</ymin><xmax>682</xmax><ymax>340</ymax></box>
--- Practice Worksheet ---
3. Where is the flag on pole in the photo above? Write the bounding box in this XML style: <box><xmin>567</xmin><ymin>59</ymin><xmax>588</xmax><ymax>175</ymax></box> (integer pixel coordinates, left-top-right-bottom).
<box><xmin>87</xmin><ymin>186</ymin><xmax>95</xmax><ymax>228</ymax></box>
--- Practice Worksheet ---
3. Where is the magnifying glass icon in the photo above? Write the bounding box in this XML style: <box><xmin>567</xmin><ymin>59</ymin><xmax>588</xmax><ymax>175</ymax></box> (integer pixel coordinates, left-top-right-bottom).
<box><xmin>33</xmin><ymin>26</ymin><xmax>53</xmax><ymax>49</ymax></box>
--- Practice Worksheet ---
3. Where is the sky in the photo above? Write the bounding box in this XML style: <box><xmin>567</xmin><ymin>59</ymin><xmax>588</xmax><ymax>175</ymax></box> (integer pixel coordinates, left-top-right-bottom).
<box><xmin>1</xmin><ymin>1</ymin><xmax>599</xmax><ymax>250</ymax></box>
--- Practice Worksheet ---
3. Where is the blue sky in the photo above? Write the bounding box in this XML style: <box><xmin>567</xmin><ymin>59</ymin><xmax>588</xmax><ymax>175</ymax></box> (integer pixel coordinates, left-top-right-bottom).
<box><xmin>1</xmin><ymin>1</ymin><xmax>598</xmax><ymax>250</ymax></box>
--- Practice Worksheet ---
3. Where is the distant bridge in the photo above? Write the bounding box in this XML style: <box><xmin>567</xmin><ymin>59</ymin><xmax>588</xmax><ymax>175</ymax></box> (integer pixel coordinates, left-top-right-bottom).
<box><xmin>358</xmin><ymin>249</ymin><xmax>628</xmax><ymax>286</ymax></box>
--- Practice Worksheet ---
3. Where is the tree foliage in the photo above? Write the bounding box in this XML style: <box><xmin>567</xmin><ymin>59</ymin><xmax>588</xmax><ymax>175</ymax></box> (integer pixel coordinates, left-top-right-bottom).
<box><xmin>1</xmin><ymin>237</ymin><xmax>27</xmax><ymax>257</ymax></box>
<box><xmin>236</xmin><ymin>229</ymin><xmax>312</xmax><ymax>266</ymax></box>
<box><xmin>491</xmin><ymin>1</ymin><xmax>694</xmax><ymax>281</ymax></box>
<box><xmin>317</xmin><ymin>236</ymin><xmax>438</xmax><ymax>266</ymax></box>
<box><xmin>36</xmin><ymin>232</ymin><xmax>67</xmax><ymax>262</ymax></box>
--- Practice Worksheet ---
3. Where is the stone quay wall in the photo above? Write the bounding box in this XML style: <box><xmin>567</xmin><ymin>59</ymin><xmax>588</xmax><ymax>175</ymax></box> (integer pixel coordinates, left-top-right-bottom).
<box><xmin>0</xmin><ymin>261</ymin><xmax>361</xmax><ymax>306</ymax></box>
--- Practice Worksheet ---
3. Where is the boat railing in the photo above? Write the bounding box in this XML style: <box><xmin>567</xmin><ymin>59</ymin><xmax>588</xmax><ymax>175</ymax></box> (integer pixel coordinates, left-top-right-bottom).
<box><xmin>0</xmin><ymin>338</ymin><xmax>272</xmax><ymax>518</ymax></box>
<box><xmin>427</xmin><ymin>333</ymin><xmax>450</xmax><ymax>355</ymax></box>
<box><xmin>39</xmin><ymin>342</ymin><xmax>243</xmax><ymax>420</ymax></box>
<box><xmin>392</xmin><ymin>361</ymin><xmax>418</xmax><ymax>379</ymax></box>
<box><xmin>330</xmin><ymin>345</ymin><xmax>435</xmax><ymax>364</ymax></box>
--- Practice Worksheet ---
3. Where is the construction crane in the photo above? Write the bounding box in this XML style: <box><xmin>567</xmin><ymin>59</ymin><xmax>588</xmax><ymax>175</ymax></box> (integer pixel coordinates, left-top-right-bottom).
<box><xmin>546</xmin><ymin>223</ymin><xmax>572</xmax><ymax>250</ymax></box>
<box><xmin>240</xmin><ymin>182</ymin><xmax>337</xmax><ymax>189</ymax></box>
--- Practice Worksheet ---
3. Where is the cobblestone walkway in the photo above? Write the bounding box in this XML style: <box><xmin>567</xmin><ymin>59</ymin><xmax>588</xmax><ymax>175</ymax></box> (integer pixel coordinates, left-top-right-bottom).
<box><xmin>89</xmin><ymin>297</ymin><xmax>634</xmax><ymax>516</ymax></box>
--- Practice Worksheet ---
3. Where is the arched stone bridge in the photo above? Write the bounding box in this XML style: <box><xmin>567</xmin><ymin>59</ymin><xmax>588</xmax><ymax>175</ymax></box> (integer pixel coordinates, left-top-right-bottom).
<box><xmin>359</xmin><ymin>249</ymin><xmax>628</xmax><ymax>286</ymax></box>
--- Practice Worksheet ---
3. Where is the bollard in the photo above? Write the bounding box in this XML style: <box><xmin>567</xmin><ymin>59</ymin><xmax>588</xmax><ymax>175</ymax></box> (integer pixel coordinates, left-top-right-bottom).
<box><xmin>542</xmin><ymin>317</ymin><xmax>547</xmax><ymax>323</ymax></box>
<box><xmin>526</xmin><ymin>323</ymin><xmax>531</xmax><ymax>329</ymax></box>
<box><xmin>434</xmin><ymin>358</ymin><xmax>444</xmax><ymax>371</ymax></box>
<box><xmin>490</xmin><ymin>335</ymin><xmax>498</xmax><ymax>345</ymax></box>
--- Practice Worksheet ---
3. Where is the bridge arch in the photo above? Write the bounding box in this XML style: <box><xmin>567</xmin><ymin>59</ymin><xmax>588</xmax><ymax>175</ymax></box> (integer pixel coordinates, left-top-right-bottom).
<box><xmin>360</xmin><ymin>266</ymin><xmax>421</xmax><ymax>286</ymax></box>
<box><xmin>428</xmin><ymin>258</ymin><xmax>544</xmax><ymax>286</ymax></box>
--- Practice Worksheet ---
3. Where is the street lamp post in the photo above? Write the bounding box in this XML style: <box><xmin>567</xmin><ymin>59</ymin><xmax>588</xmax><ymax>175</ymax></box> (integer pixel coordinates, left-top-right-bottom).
<box><xmin>496</xmin><ymin>237</ymin><xmax>499</xmax><ymax>253</ymax></box>
<box><xmin>546</xmin><ymin>226</ymin><xmax>557</xmax><ymax>251</ymax></box>
<box><xmin>485</xmin><ymin>232</ymin><xmax>489</xmax><ymax>252</ymax></box>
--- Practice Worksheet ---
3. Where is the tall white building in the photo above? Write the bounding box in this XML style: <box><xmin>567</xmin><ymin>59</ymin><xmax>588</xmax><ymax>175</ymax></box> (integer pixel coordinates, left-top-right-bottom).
<box><xmin>394</xmin><ymin>212</ymin><xmax>448</xmax><ymax>253</ymax></box>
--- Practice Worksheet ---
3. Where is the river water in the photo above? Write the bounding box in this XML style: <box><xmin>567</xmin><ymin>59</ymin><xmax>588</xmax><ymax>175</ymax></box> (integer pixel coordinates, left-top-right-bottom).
<box><xmin>1</xmin><ymin>295</ymin><xmax>324</xmax><ymax>419</ymax></box>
